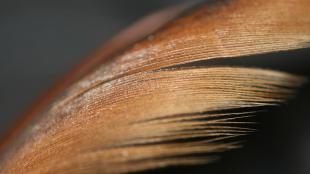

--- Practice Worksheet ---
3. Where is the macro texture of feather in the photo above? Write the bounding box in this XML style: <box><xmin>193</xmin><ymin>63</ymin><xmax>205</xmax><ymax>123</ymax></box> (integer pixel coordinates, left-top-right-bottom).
<box><xmin>0</xmin><ymin>0</ymin><xmax>310</xmax><ymax>173</ymax></box>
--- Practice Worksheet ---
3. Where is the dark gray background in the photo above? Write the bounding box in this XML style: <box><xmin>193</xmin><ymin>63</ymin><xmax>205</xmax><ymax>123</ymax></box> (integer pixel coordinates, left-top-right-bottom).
<box><xmin>0</xmin><ymin>1</ymin><xmax>309</xmax><ymax>174</ymax></box>
<box><xmin>0</xmin><ymin>0</ymin><xmax>181</xmax><ymax>136</ymax></box>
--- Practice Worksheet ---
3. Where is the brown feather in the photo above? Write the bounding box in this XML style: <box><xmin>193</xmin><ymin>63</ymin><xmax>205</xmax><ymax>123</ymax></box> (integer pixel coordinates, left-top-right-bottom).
<box><xmin>0</xmin><ymin>0</ymin><xmax>309</xmax><ymax>173</ymax></box>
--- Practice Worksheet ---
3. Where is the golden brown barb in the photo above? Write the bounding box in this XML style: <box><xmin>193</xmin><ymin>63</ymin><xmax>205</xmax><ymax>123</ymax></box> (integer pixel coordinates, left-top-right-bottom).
<box><xmin>0</xmin><ymin>68</ymin><xmax>304</xmax><ymax>174</ymax></box>
<box><xmin>0</xmin><ymin>0</ymin><xmax>309</xmax><ymax>173</ymax></box>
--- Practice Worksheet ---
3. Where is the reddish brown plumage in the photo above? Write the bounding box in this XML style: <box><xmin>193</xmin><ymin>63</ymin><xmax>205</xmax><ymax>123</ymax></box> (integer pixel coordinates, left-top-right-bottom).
<box><xmin>0</xmin><ymin>0</ymin><xmax>309</xmax><ymax>173</ymax></box>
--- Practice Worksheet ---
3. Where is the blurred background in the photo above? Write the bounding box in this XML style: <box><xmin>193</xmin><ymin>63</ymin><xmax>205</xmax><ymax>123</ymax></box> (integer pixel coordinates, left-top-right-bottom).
<box><xmin>0</xmin><ymin>0</ymin><xmax>309</xmax><ymax>173</ymax></box>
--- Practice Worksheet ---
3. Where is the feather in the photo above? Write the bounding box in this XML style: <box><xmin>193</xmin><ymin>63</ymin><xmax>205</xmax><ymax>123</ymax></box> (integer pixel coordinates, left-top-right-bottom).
<box><xmin>0</xmin><ymin>67</ymin><xmax>304</xmax><ymax>174</ymax></box>
<box><xmin>0</xmin><ymin>0</ymin><xmax>309</xmax><ymax>173</ymax></box>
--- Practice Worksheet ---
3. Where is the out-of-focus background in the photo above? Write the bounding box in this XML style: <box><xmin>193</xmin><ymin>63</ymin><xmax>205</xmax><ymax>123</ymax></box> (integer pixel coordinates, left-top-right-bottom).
<box><xmin>0</xmin><ymin>0</ymin><xmax>309</xmax><ymax>174</ymax></box>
